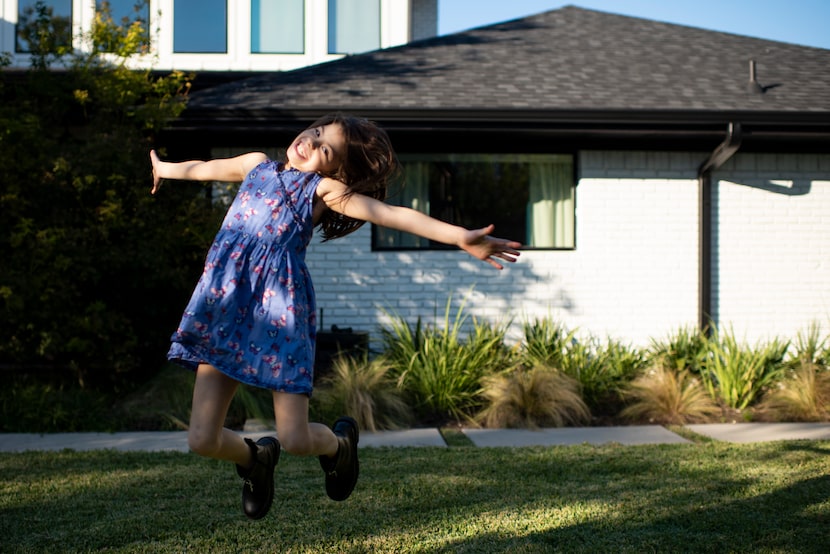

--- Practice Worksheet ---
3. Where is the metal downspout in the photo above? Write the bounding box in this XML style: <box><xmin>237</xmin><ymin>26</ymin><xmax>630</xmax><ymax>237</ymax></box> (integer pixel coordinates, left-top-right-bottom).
<box><xmin>697</xmin><ymin>122</ymin><xmax>742</xmax><ymax>334</ymax></box>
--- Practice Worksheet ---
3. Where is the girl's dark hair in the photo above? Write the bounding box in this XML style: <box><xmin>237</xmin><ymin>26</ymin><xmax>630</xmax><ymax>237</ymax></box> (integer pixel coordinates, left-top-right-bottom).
<box><xmin>308</xmin><ymin>112</ymin><xmax>400</xmax><ymax>241</ymax></box>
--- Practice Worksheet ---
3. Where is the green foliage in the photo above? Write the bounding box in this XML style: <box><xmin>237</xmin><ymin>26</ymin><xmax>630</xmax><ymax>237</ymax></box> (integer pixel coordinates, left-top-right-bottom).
<box><xmin>476</xmin><ymin>364</ymin><xmax>590</xmax><ymax>428</ymax></box>
<box><xmin>314</xmin><ymin>354</ymin><xmax>413</xmax><ymax>431</ymax></box>
<box><xmin>648</xmin><ymin>325</ymin><xmax>710</xmax><ymax>375</ymax></box>
<box><xmin>701</xmin><ymin>329</ymin><xmax>789</xmax><ymax>410</ymax></box>
<box><xmin>116</xmin><ymin>364</ymin><xmax>195</xmax><ymax>430</ymax></box>
<box><xmin>621</xmin><ymin>365</ymin><xmax>720</xmax><ymax>424</ymax></box>
<box><xmin>0</xmin><ymin>5</ymin><xmax>206</xmax><ymax>390</ymax></box>
<box><xmin>518</xmin><ymin>316</ymin><xmax>577</xmax><ymax>369</ymax></box>
<box><xmin>559</xmin><ymin>335</ymin><xmax>648</xmax><ymax>415</ymax></box>
<box><xmin>0</xmin><ymin>375</ymin><xmax>114</xmax><ymax>432</ymax></box>
<box><xmin>381</xmin><ymin>299</ymin><xmax>512</xmax><ymax>422</ymax></box>
<box><xmin>787</xmin><ymin>321</ymin><xmax>829</xmax><ymax>371</ymax></box>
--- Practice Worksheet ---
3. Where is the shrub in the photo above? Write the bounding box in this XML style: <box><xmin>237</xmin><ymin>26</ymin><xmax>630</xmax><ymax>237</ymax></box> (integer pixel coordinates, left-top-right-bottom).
<box><xmin>518</xmin><ymin>317</ymin><xmax>577</xmax><ymax>369</ymax></box>
<box><xmin>648</xmin><ymin>326</ymin><xmax>710</xmax><ymax>375</ymax></box>
<box><xmin>702</xmin><ymin>329</ymin><xmax>789</xmax><ymax>410</ymax></box>
<box><xmin>621</xmin><ymin>365</ymin><xmax>720</xmax><ymax>424</ymax></box>
<box><xmin>0</xmin><ymin>376</ymin><xmax>114</xmax><ymax>432</ymax></box>
<box><xmin>381</xmin><ymin>300</ymin><xmax>512</xmax><ymax>422</ymax></box>
<box><xmin>314</xmin><ymin>354</ymin><xmax>413</xmax><ymax>432</ymax></box>
<box><xmin>560</xmin><ymin>336</ymin><xmax>647</xmax><ymax>416</ymax></box>
<box><xmin>476</xmin><ymin>364</ymin><xmax>590</xmax><ymax>428</ymax></box>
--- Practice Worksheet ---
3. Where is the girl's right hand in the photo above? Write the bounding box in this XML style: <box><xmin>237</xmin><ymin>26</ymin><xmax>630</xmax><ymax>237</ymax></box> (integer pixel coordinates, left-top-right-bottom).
<box><xmin>150</xmin><ymin>150</ymin><xmax>163</xmax><ymax>194</ymax></box>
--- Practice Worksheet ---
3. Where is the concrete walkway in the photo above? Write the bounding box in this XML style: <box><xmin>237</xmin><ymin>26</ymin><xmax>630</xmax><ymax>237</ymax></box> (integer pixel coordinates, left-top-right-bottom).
<box><xmin>1</xmin><ymin>423</ymin><xmax>828</xmax><ymax>453</ymax></box>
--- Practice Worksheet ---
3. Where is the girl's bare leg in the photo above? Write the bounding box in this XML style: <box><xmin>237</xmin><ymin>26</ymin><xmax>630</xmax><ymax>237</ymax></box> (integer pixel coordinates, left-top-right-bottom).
<box><xmin>272</xmin><ymin>391</ymin><xmax>338</xmax><ymax>457</ymax></box>
<box><xmin>188</xmin><ymin>363</ymin><xmax>252</xmax><ymax>467</ymax></box>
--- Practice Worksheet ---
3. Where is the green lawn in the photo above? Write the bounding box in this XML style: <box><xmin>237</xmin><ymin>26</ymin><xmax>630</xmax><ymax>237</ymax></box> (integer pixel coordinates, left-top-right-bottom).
<box><xmin>2</xmin><ymin>440</ymin><xmax>829</xmax><ymax>553</ymax></box>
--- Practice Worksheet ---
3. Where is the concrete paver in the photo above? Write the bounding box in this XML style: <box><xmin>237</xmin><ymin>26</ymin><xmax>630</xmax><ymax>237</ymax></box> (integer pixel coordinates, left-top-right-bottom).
<box><xmin>0</xmin><ymin>423</ymin><xmax>828</xmax><ymax>453</ymax></box>
<box><xmin>462</xmin><ymin>425</ymin><xmax>691</xmax><ymax>447</ymax></box>
<box><xmin>686</xmin><ymin>422</ymin><xmax>830</xmax><ymax>443</ymax></box>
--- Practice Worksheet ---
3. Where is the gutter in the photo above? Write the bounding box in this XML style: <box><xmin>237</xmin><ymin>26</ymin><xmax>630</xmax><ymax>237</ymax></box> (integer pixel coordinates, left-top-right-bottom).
<box><xmin>697</xmin><ymin>122</ymin><xmax>742</xmax><ymax>334</ymax></box>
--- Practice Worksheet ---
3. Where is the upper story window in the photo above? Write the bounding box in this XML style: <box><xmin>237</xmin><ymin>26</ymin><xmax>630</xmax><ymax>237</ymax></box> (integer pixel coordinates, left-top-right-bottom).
<box><xmin>252</xmin><ymin>0</ymin><xmax>304</xmax><ymax>54</ymax></box>
<box><xmin>374</xmin><ymin>154</ymin><xmax>576</xmax><ymax>250</ymax></box>
<box><xmin>95</xmin><ymin>0</ymin><xmax>151</xmax><ymax>53</ymax></box>
<box><xmin>15</xmin><ymin>0</ymin><xmax>72</xmax><ymax>53</ymax></box>
<box><xmin>173</xmin><ymin>0</ymin><xmax>227</xmax><ymax>53</ymax></box>
<box><xmin>328</xmin><ymin>0</ymin><xmax>380</xmax><ymax>54</ymax></box>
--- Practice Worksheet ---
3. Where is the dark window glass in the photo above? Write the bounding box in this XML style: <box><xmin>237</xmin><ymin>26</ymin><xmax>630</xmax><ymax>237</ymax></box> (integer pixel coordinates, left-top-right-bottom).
<box><xmin>95</xmin><ymin>0</ymin><xmax>151</xmax><ymax>53</ymax></box>
<box><xmin>374</xmin><ymin>155</ymin><xmax>575</xmax><ymax>250</ymax></box>
<box><xmin>16</xmin><ymin>0</ymin><xmax>72</xmax><ymax>53</ymax></box>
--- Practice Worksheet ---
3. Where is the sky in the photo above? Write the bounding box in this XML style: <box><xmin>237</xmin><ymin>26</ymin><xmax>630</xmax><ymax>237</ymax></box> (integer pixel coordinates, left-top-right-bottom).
<box><xmin>438</xmin><ymin>0</ymin><xmax>830</xmax><ymax>50</ymax></box>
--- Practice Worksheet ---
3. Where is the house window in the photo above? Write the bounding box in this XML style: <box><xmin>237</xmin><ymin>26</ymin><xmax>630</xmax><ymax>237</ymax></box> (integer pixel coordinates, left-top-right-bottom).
<box><xmin>173</xmin><ymin>0</ymin><xmax>227</xmax><ymax>53</ymax></box>
<box><xmin>15</xmin><ymin>0</ymin><xmax>72</xmax><ymax>53</ymax></box>
<box><xmin>252</xmin><ymin>0</ymin><xmax>304</xmax><ymax>54</ymax></box>
<box><xmin>374</xmin><ymin>154</ymin><xmax>575</xmax><ymax>250</ymax></box>
<box><xmin>95</xmin><ymin>0</ymin><xmax>151</xmax><ymax>52</ymax></box>
<box><xmin>327</xmin><ymin>0</ymin><xmax>380</xmax><ymax>54</ymax></box>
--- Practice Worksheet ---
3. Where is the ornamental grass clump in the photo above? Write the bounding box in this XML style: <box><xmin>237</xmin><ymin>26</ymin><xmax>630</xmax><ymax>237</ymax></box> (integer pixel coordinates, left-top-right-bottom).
<box><xmin>476</xmin><ymin>364</ymin><xmax>590</xmax><ymax>429</ymax></box>
<box><xmin>621</xmin><ymin>365</ymin><xmax>720</xmax><ymax>424</ymax></box>
<box><xmin>314</xmin><ymin>354</ymin><xmax>413</xmax><ymax>432</ymax></box>
<box><xmin>759</xmin><ymin>362</ymin><xmax>830</xmax><ymax>422</ymax></box>
<box><xmin>759</xmin><ymin>324</ymin><xmax>830</xmax><ymax>422</ymax></box>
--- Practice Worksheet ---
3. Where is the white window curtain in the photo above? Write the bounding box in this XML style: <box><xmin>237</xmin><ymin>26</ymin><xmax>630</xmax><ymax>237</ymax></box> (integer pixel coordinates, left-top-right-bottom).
<box><xmin>527</xmin><ymin>162</ymin><xmax>574</xmax><ymax>248</ymax></box>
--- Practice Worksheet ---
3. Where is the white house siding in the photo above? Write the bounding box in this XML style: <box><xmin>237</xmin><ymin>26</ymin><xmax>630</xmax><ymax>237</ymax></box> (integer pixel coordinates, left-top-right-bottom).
<box><xmin>306</xmin><ymin>151</ymin><xmax>829</xmax><ymax>350</ymax></box>
<box><xmin>712</xmin><ymin>153</ymin><xmax>830</xmax><ymax>342</ymax></box>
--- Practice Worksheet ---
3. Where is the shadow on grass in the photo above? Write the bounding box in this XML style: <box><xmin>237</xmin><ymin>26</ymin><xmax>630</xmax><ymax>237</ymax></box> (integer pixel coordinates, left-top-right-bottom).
<box><xmin>2</xmin><ymin>442</ymin><xmax>829</xmax><ymax>552</ymax></box>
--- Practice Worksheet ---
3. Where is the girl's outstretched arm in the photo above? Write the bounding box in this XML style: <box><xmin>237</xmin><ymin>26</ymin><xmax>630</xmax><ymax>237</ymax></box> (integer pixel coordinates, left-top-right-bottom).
<box><xmin>150</xmin><ymin>150</ymin><xmax>268</xmax><ymax>194</ymax></box>
<box><xmin>318</xmin><ymin>178</ymin><xmax>522</xmax><ymax>269</ymax></box>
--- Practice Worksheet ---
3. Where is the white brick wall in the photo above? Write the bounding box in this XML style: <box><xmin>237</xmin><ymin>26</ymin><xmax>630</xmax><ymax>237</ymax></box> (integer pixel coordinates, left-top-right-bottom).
<box><xmin>712</xmin><ymin>153</ymin><xmax>830</xmax><ymax>342</ymax></box>
<box><xmin>307</xmin><ymin>151</ymin><xmax>830</xmax><ymax>350</ymax></box>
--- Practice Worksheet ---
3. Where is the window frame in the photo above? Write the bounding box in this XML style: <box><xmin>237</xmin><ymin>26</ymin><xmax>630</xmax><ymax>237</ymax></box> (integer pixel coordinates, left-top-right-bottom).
<box><xmin>371</xmin><ymin>153</ymin><xmax>577</xmax><ymax>252</ymax></box>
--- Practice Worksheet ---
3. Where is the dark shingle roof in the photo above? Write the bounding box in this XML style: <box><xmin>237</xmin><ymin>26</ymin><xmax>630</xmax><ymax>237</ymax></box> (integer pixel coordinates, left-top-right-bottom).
<box><xmin>187</xmin><ymin>6</ymin><xmax>830</xmax><ymax>117</ymax></box>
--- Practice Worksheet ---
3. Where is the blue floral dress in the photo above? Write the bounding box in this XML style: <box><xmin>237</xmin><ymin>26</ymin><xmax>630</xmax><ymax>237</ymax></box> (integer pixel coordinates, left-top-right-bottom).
<box><xmin>168</xmin><ymin>161</ymin><xmax>321</xmax><ymax>395</ymax></box>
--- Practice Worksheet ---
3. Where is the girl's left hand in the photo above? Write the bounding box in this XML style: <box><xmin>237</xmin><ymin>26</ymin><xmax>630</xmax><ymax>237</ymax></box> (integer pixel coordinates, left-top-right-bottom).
<box><xmin>459</xmin><ymin>224</ymin><xmax>522</xmax><ymax>270</ymax></box>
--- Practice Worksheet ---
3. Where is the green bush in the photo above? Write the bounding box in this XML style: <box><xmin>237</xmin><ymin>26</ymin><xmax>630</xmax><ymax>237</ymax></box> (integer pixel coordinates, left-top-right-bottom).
<box><xmin>560</xmin><ymin>336</ymin><xmax>647</xmax><ymax>416</ymax></box>
<box><xmin>0</xmin><ymin>4</ymin><xmax>199</xmax><ymax>391</ymax></box>
<box><xmin>648</xmin><ymin>325</ymin><xmax>711</xmax><ymax>375</ymax></box>
<box><xmin>0</xmin><ymin>375</ymin><xmax>114</xmax><ymax>432</ymax></box>
<box><xmin>701</xmin><ymin>329</ymin><xmax>789</xmax><ymax>410</ymax></box>
<box><xmin>381</xmin><ymin>300</ymin><xmax>512</xmax><ymax>422</ymax></box>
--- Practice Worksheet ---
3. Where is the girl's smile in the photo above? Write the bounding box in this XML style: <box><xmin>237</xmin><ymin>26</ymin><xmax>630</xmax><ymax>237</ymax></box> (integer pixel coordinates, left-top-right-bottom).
<box><xmin>286</xmin><ymin>123</ymin><xmax>346</xmax><ymax>175</ymax></box>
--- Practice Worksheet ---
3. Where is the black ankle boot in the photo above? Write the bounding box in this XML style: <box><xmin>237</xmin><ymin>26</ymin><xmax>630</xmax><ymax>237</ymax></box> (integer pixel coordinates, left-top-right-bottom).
<box><xmin>319</xmin><ymin>416</ymin><xmax>359</xmax><ymax>501</ymax></box>
<box><xmin>236</xmin><ymin>436</ymin><xmax>280</xmax><ymax>519</ymax></box>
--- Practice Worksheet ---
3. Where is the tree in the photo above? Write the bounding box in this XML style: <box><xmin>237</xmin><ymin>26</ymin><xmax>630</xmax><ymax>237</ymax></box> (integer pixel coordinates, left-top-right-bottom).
<box><xmin>0</xmin><ymin>2</ymin><xmax>218</xmax><ymax>389</ymax></box>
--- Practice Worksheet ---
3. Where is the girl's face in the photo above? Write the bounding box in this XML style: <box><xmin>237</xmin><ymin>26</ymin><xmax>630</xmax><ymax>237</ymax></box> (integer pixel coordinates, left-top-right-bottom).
<box><xmin>286</xmin><ymin>122</ymin><xmax>346</xmax><ymax>175</ymax></box>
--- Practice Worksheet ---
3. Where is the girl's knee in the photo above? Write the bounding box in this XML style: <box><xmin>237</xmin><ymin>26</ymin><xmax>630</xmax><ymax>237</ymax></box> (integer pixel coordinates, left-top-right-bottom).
<box><xmin>187</xmin><ymin>427</ymin><xmax>221</xmax><ymax>457</ymax></box>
